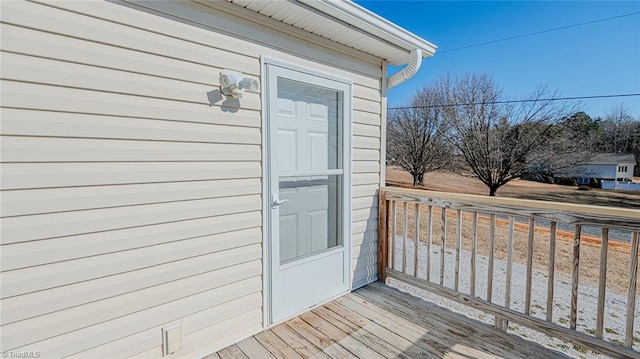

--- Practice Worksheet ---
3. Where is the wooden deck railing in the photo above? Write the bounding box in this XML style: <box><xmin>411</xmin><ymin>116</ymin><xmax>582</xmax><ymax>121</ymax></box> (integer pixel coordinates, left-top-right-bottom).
<box><xmin>378</xmin><ymin>187</ymin><xmax>640</xmax><ymax>359</ymax></box>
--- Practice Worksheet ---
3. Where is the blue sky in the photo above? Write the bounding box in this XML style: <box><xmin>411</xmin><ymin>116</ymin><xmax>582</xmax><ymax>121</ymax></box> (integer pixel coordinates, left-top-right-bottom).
<box><xmin>355</xmin><ymin>1</ymin><xmax>640</xmax><ymax>119</ymax></box>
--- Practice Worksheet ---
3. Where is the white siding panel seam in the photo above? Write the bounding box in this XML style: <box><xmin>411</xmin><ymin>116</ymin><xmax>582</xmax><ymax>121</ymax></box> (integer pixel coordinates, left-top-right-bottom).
<box><xmin>0</xmin><ymin>136</ymin><xmax>261</xmax><ymax>163</ymax></box>
<box><xmin>1</xmin><ymin>242</ymin><xmax>263</xmax><ymax>300</ymax></box>
<box><xmin>0</xmin><ymin>195</ymin><xmax>261</xmax><ymax>218</ymax></box>
<box><xmin>1</xmin><ymin>212</ymin><xmax>262</xmax><ymax>272</ymax></box>
<box><xmin>5</xmin><ymin>265</ymin><xmax>263</xmax><ymax>329</ymax></box>
<box><xmin>353</xmin><ymin>125</ymin><xmax>381</xmax><ymax>139</ymax></box>
<box><xmin>2</xmin><ymin>264</ymin><xmax>263</xmax><ymax>348</ymax></box>
<box><xmin>0</xmin><ymin>49</ymin><xmax>215</xmax><ymax>87</ymax></box>
<box><xmin>0</xmin><ymin>51</ymin><xmax>261</xmax><ymax>108</ymax></box>
<box><xmin>2</xmin><ymin>206</ymin><xmax>257</xmax><ymax>245</ymax></box>
<box><xmin>1</xmin><ymin>107</ymin><xmax>262</xmax><ymax>129</ymax></box>
<box><xmin>0</xmin><ymin>134</ymin><xmax>261</xmax><ymax>147</ymax></box>
<box><xmin>2</xmin><ymin>235</ymin><xmax>262</xmax><ymax>321</ymax></box>
<box><xmin>26</xmin><ymin>0</ymin><xmax>262</xmax><ymax>60</ymax></box>
<box><xmin>2</xmin><ymin>82</ymin><xmax>261</xmax><ymax>124</ymax></box>
<box><xmin>76</xmin><ymin>299</ymin><xmax>262</xmax><ymax>359</ymax></box>
<box><xmin>353</xmin><ymin>112</ymin><xmax>382</xmax><ymax>126</ymax></box>
<box><xmin>1</xmin><ymin>162</ymin><xmax>261</xmax><ymax>191</ymax></box>
<box><xmin>1</xmin><ymin>191</ymin><xmax>262</xmax><ymax>219</ymax></box>
<box><xmin>0</xmin><ymin>78</ymin><xmax>261</xmax><ymax>111</ymax></box>
<box><xmin>1</xmin><ymin>108</ymin><xmax>262</xmax><ymax>137</ymax></box>
<box><xmin>1</xmin><ymin>225</ymin><xmax>263</xmax><ymax>273</ymax></box>
<box><xmin>0</xmin><ymin>177</ymin><xmax>262</xmax><ymax>192</ymax></box>
<box><xmin>1</xmin><ymin>180</ymin><xmax>262</xmax><ymax>218</ymax></box>
<box><xmin>1</xmin><ymin>2</ymin><xmax>260</xmax><ymax>74</ymax></box>
<box><xmin>77</xmin><ymin>306</ymin><xmax>261</xmax><ymax>359</ymax></box>
<box><xmin>8</xmin><ymin>277</ymin><xmax>263</xmax><ymax>356</ymax></box>
<box><xmin>0</xmin><ymin>22</ymin><xmax>259</xmax><ymax>76</ymax></box>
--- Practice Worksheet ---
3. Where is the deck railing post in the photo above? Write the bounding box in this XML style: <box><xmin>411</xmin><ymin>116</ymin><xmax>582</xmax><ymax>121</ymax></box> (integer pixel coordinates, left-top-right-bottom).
<box><xmin>378</xmin><ymin>189</ymin><xmax>388</xmax><ymax>283</ymax></box>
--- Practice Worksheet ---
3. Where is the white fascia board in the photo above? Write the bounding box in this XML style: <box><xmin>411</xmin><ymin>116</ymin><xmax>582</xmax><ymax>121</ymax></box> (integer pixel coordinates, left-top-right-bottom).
<box><xmin>298</xmin><ymin>0</ymin><xmax>437</xmax><ymax>64</ymax></box>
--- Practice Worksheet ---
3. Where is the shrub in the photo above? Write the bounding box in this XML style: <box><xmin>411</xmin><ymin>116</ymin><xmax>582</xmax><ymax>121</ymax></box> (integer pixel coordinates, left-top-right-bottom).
<box><xmin>554</xmin><ymin>177</ymin><xmax>578</xmax><ymax>186</ymax></box>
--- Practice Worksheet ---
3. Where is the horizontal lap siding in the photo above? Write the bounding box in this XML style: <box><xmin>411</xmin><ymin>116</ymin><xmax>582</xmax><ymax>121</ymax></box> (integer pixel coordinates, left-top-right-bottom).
<box><xmin>0</xmin><ymin>1</ymin><xmax>383</xmax><ymax>358</ymax></box>
<box><xmin>352</xmin><ymin>104</ymin><xmax>382</xmax><ymax>288</ymax></box>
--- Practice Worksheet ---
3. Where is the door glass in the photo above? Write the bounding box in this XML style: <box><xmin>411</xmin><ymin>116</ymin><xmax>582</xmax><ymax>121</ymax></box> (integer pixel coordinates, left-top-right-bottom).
<box><xmin>278</xmin><ymin>175</ymin><xmax>342</xmax><ymax>262</ymax></box>
<box><xmin>276</xmin><ymin>78</ymin><xmax>344</xmax><ymax>263</ymax></box>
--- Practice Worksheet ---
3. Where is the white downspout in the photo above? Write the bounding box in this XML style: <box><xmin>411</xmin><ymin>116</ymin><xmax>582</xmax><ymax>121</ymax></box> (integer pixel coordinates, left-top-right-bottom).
<box><xmin>387</xmin><ymin>48</ymin><xmax>422</xmax><ymax>90</ymax></box>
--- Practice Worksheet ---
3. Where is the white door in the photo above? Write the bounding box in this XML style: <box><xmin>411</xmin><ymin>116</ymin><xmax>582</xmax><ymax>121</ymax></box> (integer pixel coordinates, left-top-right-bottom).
<box><xmin>266</xmin><ymin>63</ymin><xmax>351</xmax><ymax>322</ymax></box>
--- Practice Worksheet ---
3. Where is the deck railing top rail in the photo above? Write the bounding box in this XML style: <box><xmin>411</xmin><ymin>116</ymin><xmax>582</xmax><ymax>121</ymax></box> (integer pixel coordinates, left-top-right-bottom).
<box><xmin>378</xmin><ymin>186</ymin><xmax>640</xmax><ymax>359</ymax></box>
<box><xmin>382</xmin><ymin>187</ymin><xmax>640</xmax><ymax>231</ymax></box>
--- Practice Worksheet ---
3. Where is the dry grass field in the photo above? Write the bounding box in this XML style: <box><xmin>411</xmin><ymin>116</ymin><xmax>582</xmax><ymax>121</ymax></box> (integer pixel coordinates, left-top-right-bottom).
<box><xmin>386</xmin><ymin>167</ymin><xmax>640</xmax><ymax>210</ymax></box>
<box><xmin>385</xmin><ymin>167</ymin><xmax>640</xmax><ymax>295</ymax></box>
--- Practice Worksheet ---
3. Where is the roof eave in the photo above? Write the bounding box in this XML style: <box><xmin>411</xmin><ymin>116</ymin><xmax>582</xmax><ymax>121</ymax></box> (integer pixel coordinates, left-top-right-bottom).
<box><xmin>297</xmin><ymin>0</ymin><xmax>437</xmax><ymax>65</ymax></box>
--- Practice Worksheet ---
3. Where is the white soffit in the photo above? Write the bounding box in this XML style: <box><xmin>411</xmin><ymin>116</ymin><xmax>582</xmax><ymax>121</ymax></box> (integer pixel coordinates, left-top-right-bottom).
<box><xmin>224</xmin><ymin>0</ymin><xmax>437</xmax><ymax>65</ymax></box>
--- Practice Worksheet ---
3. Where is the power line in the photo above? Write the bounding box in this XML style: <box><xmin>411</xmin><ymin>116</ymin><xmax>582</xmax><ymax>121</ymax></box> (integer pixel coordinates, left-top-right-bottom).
<box><xmin>439</xmin><ymin>11</ymin><xmax>640</xmax><ymax>54</ymax></box>
<box><xmin>388</xmin><ymin>93</ymin><xmax>640</xmax><ymax>110</ymax></box>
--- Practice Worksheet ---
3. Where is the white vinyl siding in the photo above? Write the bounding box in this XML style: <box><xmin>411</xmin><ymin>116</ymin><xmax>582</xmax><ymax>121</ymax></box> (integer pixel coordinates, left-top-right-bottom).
<box><xmin>0</xmin><ymin>1</ymin><xmax>383</xmax><ymax>358</ymax></box>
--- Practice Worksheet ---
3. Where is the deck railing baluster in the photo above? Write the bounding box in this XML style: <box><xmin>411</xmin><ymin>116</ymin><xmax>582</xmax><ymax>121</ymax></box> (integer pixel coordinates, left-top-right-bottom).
<box><xmin>596</xmin><ymin>228</ymin><xmax>609</xmax><ymax>338</ymax></box>
<box><xmin>403</xmin><ymin>202</ymin><xmax>408</xmax><ymax>273</ymax></box>
<box><xmin>546</xmin><ymin>221</ymin><xmax>557</xmax><ymax>322</ymax></box>
<box><xmin>525</xmin><ymin>218</ymin><xmax>535</xmax><ymax>315</ymax></box>
<box><xmin>440</xmin><ymin>207</ymin><xmax>447</xmax><ymax>286</ymax></box>
<box><xmin>455</xmin><ymin>209</ymin><xmax>462</xmax><ymax>291</ymax></box>
<box><xmin>471</xmin><ymin>212</ymin><xmax>478</xmax><ymax>297</ymax></box>
<box><xmin>414</xmin><ymin>204</ymin><xmax>420</xmax><ymax>277</ymax></box>
<box><xmin>377</xmin><ymin>192</ymin><xmax>389</xmax><ymax>282</ymax></box>
<box><xmin>570</xmin><ymin>225</ymin><xmax>582</xmax><ymax>330</ymax></box>
<box><xmin>487</xmin><ymin>213</ymin><xmax>496</xmax><ymax>303</ymax></box>
<box><xmin>426</xmin><ymin>205</ymin><xmax>433</xmax><ymax>282</ymax></box>
<box><xmin>502</xmin><ymin>216</ymin><xmax>515</xmax><ymax>331</ymax></box>
<box><xmin>391</xmin><ymin>201</ymin><xmax>397</xmax><ymax>271</ymax></box>
<box><xmin>625</xmin><ymin>232</ymin><xmax>639</xmax><ymax>347</ymax></box>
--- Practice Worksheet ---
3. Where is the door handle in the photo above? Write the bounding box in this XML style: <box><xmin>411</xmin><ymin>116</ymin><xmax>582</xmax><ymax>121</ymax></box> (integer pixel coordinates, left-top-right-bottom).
<box><xmin>272</xmin><ymin>198</ymin><xmax>289</xmax><ymax>208</ymax></box>
<box><xmin>271</xmin><ymin>195</ymin><xmax>289</xmax><ymax>208</ymax></box>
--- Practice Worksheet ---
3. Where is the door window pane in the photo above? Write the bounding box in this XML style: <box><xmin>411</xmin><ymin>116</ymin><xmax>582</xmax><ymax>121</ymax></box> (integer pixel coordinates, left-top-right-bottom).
<box><xmin>278</xmin><ymin>175</ymin><xmax>343</xmax><ymax>263</ymax></box>
<box><xmin>277</xmin><ymin>79</ymin><xmax>343</xmax><ymax>172</ymax></box>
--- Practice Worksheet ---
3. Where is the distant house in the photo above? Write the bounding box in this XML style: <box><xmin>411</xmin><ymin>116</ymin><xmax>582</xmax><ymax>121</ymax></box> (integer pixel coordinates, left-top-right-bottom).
<box><xmin>559</xmin><ymin>153</ymin><xmax>636</xmax><ymax>184</ymax></box>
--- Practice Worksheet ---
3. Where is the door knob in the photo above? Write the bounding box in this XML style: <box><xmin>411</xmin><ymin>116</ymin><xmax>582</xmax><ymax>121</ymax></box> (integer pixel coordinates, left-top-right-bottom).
<box><xmin>271</xmin><ymin>195</ymin><xmax>289</xmax><ymax>208</ymax></box>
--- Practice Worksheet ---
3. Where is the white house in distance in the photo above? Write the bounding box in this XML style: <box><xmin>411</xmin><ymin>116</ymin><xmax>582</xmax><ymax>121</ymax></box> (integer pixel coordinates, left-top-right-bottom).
<box><xmin>0</xmin><ymin>1</ymin><xmax>436</xmax><ymax>358</ymax></box>
<box><xmin>563</xmin><ymin>153</ymin><xmax>637</xmax><ymax>184</ymax></box>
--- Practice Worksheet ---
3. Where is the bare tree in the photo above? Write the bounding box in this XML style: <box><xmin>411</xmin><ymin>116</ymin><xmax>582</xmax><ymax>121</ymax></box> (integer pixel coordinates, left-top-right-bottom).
<box><xmin>441</xmin><ymin>73</ymin><xmax>575</xmax><ymax>196</ymax></box>
<box><xmin>600</xmin><ymin>104</ymin><xmax>635</xmax><ymax>152</ymax></box>
<box><xmin>387</xmin><ymin>85</ymin><xmax>451</xmax><ymax>186</ymax></box>
<box><xmin>599</xmin><ymin>104</ymin><xmax>640</xmax><ymax>175</ymax></box>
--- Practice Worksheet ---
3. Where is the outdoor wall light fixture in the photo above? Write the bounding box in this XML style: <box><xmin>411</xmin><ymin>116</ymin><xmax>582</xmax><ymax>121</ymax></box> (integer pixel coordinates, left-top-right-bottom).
<box><xmin>219</xmin><ymin>70</ymin><xmax>259</xmax><ymax>99</ymax></box>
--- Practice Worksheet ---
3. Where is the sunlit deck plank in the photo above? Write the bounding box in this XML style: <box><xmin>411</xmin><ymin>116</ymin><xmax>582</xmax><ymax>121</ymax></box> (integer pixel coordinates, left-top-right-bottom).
<box><xmin>215</xmin><ymin>282</ymin><xmax>570</xmax><ymax>359</ymax></box>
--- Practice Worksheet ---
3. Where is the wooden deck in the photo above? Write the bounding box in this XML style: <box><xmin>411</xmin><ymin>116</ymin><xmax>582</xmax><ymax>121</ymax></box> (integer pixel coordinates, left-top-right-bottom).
<box><xmin>209</xmin><ymin>282</ymin><xmax>569</xmax><ymax>358</ymax></box>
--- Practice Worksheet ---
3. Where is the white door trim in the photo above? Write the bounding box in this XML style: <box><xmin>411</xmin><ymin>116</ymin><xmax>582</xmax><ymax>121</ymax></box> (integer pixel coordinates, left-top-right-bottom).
<box><xmin>260</xmin><ymin>56</ymin><xmax>353</xmax><ymax>327</ymax></box>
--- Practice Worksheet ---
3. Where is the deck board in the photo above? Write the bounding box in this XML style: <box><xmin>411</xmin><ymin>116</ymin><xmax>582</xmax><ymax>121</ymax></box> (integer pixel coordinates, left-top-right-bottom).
<box><xmin>299</xmin><ymin>311</ymin><xmax>386</xmax><ymax>359</ymax></box>
<box><xmin>235</xmin><ymin>337</ymin><xmax>277</xmax><ymax>359</ymax></box>
<box><xmin>214</xmin><ymin>282</ymin><xmax>570</xmax><ymax>358</ymax></box>
<box><xmin>285</xmin><ymin>316</ymin><xmax>357</xmax><ymax>358</ymax></box>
